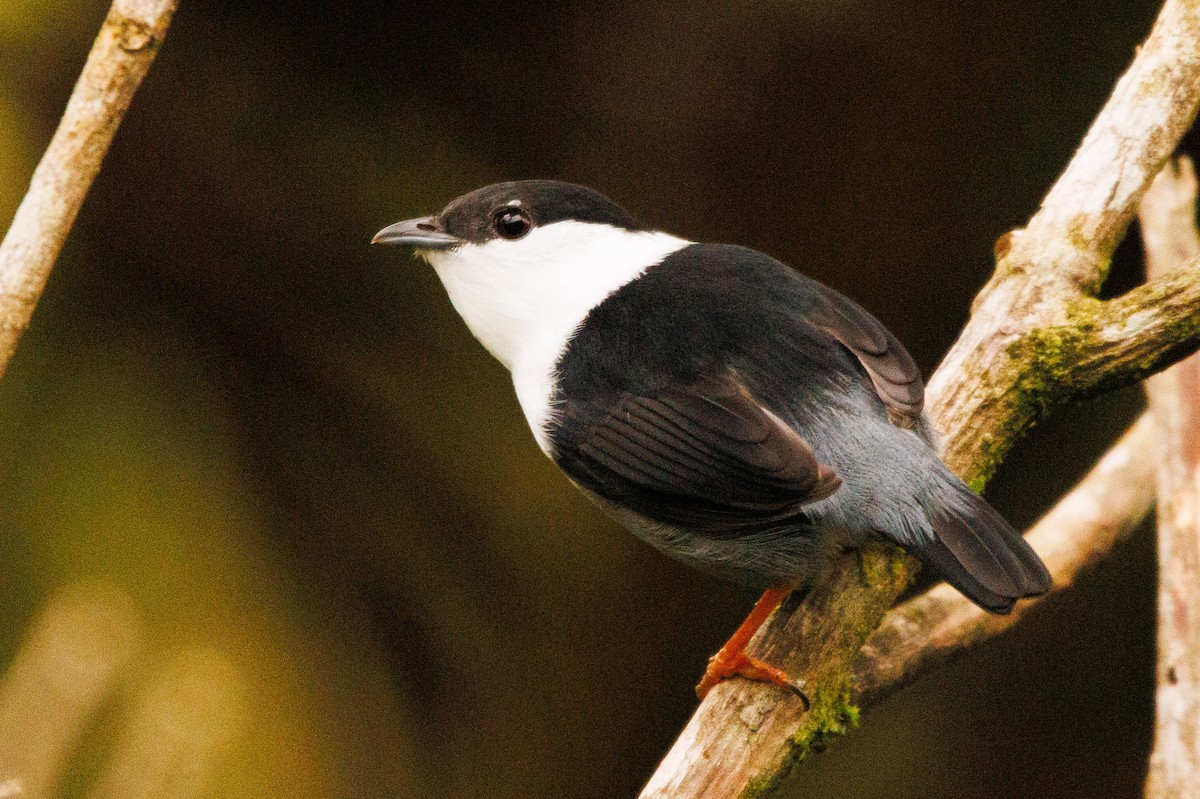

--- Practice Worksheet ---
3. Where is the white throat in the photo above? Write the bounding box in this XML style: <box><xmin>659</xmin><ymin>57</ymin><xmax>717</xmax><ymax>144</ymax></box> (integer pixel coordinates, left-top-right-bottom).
<box><xmin>425</xmin><ymin>220</ymin><xmax>690</xmax><ymax>451</ymax></box>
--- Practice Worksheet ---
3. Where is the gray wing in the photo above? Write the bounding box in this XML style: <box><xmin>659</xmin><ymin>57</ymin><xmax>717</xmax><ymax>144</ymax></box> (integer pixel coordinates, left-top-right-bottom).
<box><xmin>558</xmin><ymin>373</ymin><xmax>841</xmax><ymax>535</ymax></box>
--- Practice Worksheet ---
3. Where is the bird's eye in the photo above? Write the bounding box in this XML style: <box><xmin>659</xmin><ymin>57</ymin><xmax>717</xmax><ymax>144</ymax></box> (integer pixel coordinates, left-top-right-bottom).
<box><xmin>492</xmin><ymin>207</ymin><xmax>532</xmax><ymax>240</ymax></box>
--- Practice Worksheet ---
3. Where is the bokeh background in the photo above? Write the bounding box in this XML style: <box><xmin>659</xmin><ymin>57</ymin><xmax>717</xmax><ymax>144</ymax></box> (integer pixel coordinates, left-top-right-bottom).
<box><xmin>0</xmin><ymin>1</ymin><xmax>1182</xmax><ymax>797</ymax></box>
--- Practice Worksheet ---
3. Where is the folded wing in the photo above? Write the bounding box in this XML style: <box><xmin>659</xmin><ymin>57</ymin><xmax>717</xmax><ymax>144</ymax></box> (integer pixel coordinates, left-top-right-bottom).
<box><xmin>804</xmin><ymin>280</ymin><xmax>924</xmax><ymax>426</ymax></box>
<box><xmin>558</xmin><ymin>373</ymin><xmax>841</xmax><ymax>535</ymax></box>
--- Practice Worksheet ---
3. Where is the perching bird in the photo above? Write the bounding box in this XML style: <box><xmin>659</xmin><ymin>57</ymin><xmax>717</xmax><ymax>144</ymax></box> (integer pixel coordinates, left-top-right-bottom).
<box><xmin>373</xmin><ymin>180</ymin><xmax>1051</xmax><ymax>698</ymax></box>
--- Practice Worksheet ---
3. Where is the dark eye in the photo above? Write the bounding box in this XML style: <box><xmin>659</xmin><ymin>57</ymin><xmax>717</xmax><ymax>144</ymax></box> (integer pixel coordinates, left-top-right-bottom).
<box><xmin>492</xmin><ymin>207</ymin><xmax>532</xmax><ymax>240</ymax></box>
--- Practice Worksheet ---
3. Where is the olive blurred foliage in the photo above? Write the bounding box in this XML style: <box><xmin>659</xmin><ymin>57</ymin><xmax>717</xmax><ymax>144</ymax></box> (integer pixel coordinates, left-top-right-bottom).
<box><xmin>0</xmin><ymin>0</ymin><xmax>1176</xmax><ymax>797</ymax></box>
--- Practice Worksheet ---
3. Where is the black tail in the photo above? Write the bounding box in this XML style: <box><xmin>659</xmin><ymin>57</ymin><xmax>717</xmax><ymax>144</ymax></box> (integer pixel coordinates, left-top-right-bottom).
<box><xmin>916</xmin><ymin>480</ymin><xmax>1051</xmax><ymax>614</ymax></box>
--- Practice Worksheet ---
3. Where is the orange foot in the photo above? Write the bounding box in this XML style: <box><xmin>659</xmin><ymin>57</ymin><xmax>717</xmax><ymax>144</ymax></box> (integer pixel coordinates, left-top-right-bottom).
<box><xmin>694</xmin><ymin>587</ymin><xmax>809</xmax><ymax>708</ymax></box>
<box><xmin>695</xmin><ymin>648</ymin><xmax>807</xmax><ymax>703</ymax></box>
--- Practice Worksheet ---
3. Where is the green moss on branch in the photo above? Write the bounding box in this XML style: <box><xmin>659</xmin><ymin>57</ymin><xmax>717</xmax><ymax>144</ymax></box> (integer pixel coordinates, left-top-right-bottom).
<box><xmin>737</xmin><ymin>682</ymin><xmax>861</xmax><ymax>799</ymax></box>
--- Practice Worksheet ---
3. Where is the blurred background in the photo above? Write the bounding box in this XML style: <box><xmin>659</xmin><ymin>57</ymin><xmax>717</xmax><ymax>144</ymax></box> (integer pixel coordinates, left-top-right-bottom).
<box><xmin>0</xmin><ymin>0</ymin><xmax>1181</xmax><ymax>796</ymax></box>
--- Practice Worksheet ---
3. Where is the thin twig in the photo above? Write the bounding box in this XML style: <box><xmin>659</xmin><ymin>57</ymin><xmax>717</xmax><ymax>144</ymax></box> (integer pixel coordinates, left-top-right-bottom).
<box><xmin>0</xmin><ymin>0</ymin><xmax>178</xmax><ymax>379</ymax></box>
<box><xmin>641</xmin><ymin>2</ymin><xmax>1200</xmax><ymax>796</ymax></box>
<box><xmin>854</xmin><ymin>413</ymin><xmax>1155</xmax><ymax>705</ymax></box>
<box><xmin>1141</xmin><ymin>158</ymin><xmax>1200</xmax><ymax>798</ymax></box>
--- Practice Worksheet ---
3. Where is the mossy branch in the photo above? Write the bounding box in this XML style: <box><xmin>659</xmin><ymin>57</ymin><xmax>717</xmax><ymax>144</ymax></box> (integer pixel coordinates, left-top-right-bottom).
<box><xmin>928</xmin><ymin>0</ymin><xmax>1200</xmax><ymax>478</ymax></box>
<box><xmin>640</xmin><ymin>1</ymin><xmax>1200</xmax><ymax>796</ymax></box>
<box><xmin>854</xmin><ymin>159</ymin><xmax>1196</xmax><ymax>697</ymax></box>
<box><xmin>964</xmin><ymin>265</ymin><xmax>1200</xmax><ymax>490</ymax></box>
<box><xmin>0</xmin><ymin>0</ymin><xmax>178</xmax><ymax>380</ymax></box>
<box><xmin>1083</xmin><ymin>266</ymin><xmax>1200</xmax><ymax>380</ymax></box>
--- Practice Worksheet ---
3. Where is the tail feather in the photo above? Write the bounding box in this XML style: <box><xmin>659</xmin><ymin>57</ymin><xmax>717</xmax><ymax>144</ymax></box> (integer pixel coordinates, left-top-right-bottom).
<box><xmin>916</xmin><ymin>481</ymin><xmax>1051</xmax><ymax>614</ymax></box>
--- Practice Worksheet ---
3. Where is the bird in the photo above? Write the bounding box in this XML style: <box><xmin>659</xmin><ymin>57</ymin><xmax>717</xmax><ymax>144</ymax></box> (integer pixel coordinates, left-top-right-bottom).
<box><xmin>372</xmin><ymin>179</ymin><xmax>1052</xmax><ymax>699</ymax></box>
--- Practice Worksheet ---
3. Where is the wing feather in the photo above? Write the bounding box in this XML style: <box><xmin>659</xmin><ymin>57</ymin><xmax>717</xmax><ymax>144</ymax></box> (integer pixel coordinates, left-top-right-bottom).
<box><xmin>805</xmin><ymin>281</ymin><xmax>924</xmax><ymax>425</ymax></box>
<box><xmin>560</xmin><ymin>374</ymin><xmax>841</xmax><ymax>534</ymax></box>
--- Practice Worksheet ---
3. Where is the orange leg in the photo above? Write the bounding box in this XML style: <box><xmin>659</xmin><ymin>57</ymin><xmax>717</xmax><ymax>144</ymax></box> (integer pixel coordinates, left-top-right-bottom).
<box><xmin>695</xmin><ymin>586</ymin><xmax>806</xmax><ymax>703</ymax></box>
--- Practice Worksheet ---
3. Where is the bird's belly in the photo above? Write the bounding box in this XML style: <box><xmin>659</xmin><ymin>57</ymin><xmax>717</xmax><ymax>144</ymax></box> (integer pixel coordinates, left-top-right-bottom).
<box><xmin>574</xmin><ymin>484</ymin><xmax>844</xmax><ymax>590</ymax></box>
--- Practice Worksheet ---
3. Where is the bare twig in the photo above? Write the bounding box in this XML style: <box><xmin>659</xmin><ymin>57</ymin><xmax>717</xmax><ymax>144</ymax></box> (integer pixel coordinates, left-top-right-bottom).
<box><xmin>854</xmin><ymin>413</ymin><xmax>1155</xmax><ymax>705</ymax></box>
<box><xmin>0</xmin><ymin>0</ymin><xmax>178</xmax><ymax>379</ymax></box>
<box><xmin>641</xmin><ymin>2</ymin><xmax>1200</xmax><ymax>796</ymax></box>
<box><xmin>1141</xmin><ymin>158</ymin><xmax>1200</xmax><ymax>798</ymax></box>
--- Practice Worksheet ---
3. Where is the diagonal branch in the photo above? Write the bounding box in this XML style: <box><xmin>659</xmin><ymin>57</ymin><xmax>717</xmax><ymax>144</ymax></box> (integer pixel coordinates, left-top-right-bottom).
<box><xmin>641</xmin><ymin>2</ymin><xmax>1200</xmax><ymax>796</ymax></box>
<box><xmin>979</xmin><ymin>260</ymin><xmax>1200</xmax><ymax>434</ymax></box>
<box><xmin>929</xmin><ymin>0</ymin><xmax>1200</xmax><ymax>481</ymax></box>
<box><xmin>0</xmin><ymin>0</ymin><xmax>178</xmax><ymax>380</ymax></box>
<box><xmin>1015</xmin><ymin>0</ymin><xmax>1200</xmax><ymax>285</ymax></box>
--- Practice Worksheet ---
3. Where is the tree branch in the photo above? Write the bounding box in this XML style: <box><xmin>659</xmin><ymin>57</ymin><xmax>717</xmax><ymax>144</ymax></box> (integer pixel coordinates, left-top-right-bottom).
<box><xmin>0</xmin><ymin>0</ymin><xmax>178</xmax><ymax>379</ymax></box>
<box><xmin>1140</xmin><ymin>157</ymin><xmax>1200</xmax><ymax>798</ymax></box>
<box><xmin>641</xmin><ymin>2</ymin><xmax>1200</xmax><ymax>796</ymax></box>
<box><xmin>982</xmin><ymin>260</ymin><xmax>1200</xmax><ymax>422</ymax></box>
<box><xmin>1017</xmin><ymin>0</ymin><xmax>1200</xmax><ymax>282</ymax></box>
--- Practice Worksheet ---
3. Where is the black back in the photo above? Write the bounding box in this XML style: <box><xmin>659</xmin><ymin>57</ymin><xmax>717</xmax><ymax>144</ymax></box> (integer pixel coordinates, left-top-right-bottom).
<box><xmin>547</xmin><ymin>243</ymin><xmax>922</xmax><ymax>534</ymax></box>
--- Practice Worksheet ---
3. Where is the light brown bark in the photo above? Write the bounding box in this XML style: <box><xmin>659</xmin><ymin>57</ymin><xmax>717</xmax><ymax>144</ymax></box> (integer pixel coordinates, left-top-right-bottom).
<box><xmin>1141</xmin><ymin>158</ymin><xmax>1200</xmax><ymax>798</ymax></box>
<box><xmin>0</xmin><ymin>0</ymin><xmax>178</xmax><ymax>378</ymax></box>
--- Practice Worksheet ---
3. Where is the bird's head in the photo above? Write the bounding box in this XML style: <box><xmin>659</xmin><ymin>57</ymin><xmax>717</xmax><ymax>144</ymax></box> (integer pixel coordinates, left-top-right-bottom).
<box><xmin>373</xmin><ymin>180</ymin><xmax>689</xmax><ymax>369</ymax></box>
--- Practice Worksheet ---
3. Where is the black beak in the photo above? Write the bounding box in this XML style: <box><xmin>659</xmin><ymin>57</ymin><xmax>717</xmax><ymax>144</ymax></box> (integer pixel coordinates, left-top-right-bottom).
<box><xmin>371</xmin><ymin>216</ymin><xmax>462</xmax><ymax>249</ymax></box>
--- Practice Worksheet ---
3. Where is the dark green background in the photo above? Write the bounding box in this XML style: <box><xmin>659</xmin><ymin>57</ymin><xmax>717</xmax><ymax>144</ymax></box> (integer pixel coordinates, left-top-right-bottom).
<box><xmin>0</xmin><ymin>1</ymin><xmax>1174</xmax><ymax>796</ymax></box>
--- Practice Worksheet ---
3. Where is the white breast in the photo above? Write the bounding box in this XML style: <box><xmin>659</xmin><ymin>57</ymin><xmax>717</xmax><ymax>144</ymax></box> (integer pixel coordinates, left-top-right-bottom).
<box><xmin>425</xmin><ymin>220</ymin><xmax>690</xmax><ymax>452</ymax></box>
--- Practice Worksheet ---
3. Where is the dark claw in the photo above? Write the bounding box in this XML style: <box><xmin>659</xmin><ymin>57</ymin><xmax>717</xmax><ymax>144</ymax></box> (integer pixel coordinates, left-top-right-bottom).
<box><xmin>787</xmin><ymin>678</ymin><xmax>810</xmax><ymax>711</ymax></box>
